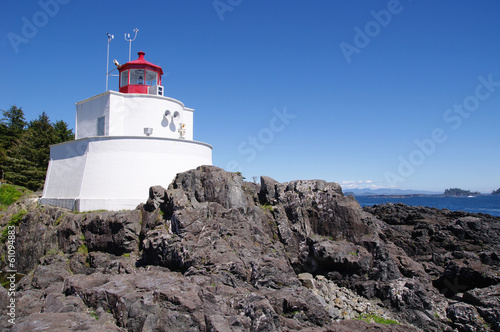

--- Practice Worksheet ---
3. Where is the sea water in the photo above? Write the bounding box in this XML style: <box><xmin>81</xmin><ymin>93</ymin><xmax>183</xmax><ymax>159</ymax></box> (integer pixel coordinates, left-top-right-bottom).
<box><xmin>355</xmin><ymin>195</ymin><xmax>500</xmax><ymax>217</ymax></box>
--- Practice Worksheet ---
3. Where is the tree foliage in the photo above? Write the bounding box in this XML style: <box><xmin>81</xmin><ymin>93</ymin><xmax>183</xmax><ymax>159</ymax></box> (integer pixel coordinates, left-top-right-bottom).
<box><xmin>443</xmin><ymin>188</ymin><xmax>481</xmax><ymax>196</ymax></box>
<box><xmin>0</xmin><ymin>105</ymin><xmax>26</xmax><ymax>149</ymax></box>
<box><xmin>0</xmin><ymin>106</ymin><xmax>74</xmax><ymax>191</ymax></box>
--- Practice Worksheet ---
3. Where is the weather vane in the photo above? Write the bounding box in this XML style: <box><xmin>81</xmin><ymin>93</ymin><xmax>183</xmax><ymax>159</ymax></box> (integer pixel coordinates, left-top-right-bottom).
<box><xmin>125</xmin><ymin>28</ymin><xmax>139</xmax><ymax>62</ymax></box>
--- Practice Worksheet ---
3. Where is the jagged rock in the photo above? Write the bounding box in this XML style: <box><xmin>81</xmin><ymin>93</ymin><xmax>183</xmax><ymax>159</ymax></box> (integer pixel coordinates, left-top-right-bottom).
<box><xmin>462</xmin><ymin>285</ymin><xmax>500</xmax><ymax>331</ymax></box>
<box><xmin>446</xmin><ymin>302</ymin><xmax>486</xmax><ymax>332</ymax></box>
<box><xmin>11</xmin><ymin>206</ymin><xmax>64</xmax><ymax>273</ymax></box>
<box><xmin>322</xmin><ymin>320</ymin><xmax>422</xmax><ymax>331</ymax></box>
<box><xmin>2</xmin><ymin>166</ymin><xmax>500</xmax><ymax>331</ymax></box>
<box><xmin>41</xmin><ymin>292</ymin><xmax>88</xmax><ymax>313</ymax></box>
<box><xmin>309</xmin><ymin>239</ymin><xmax>372</xmax><ymax>276</ymax></box>
<box><xmin>144</xmin><ymin>185</ymin><xmax>168</xmax><ymax>211</ymax></box>
<box><xmin>170</xmin><ymin>165</ymin><xmax>250</xmax><ymax>210</ymax></box>
<box><xmin>298</xmin><ymin>272</ymin><xmax>315</xmax><ymax>289</ymax></box>
<box><xmin>81</xmin><ymin>211</ymin><xmax>142</xmax><ymax>255</ymax></box>
<box><xmin>31</xmin><ymin>254</ymin><xmax>72</xmax><ymax>289</ymax></box>
<box><xmin>12</xmin><ymin>312</ymin><xmax>126</xmax><ymax>331</ymax></box>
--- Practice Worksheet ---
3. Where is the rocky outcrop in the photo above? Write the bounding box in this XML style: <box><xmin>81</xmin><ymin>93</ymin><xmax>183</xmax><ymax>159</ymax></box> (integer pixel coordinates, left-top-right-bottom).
<box><xmin>365</xmin><ymin>203</ymin><xmax>500</xmax><ymax>331</ymax></box>
<box><xmin>1</xmin><ymin>166</ymin><xmax>499</xmax><ymax>331</ymax></box>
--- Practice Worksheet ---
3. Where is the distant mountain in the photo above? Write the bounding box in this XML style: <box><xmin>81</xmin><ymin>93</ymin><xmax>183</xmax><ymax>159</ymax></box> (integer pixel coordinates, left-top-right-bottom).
<box><xmin>344</xmin><ymin>188</ymin><xmax>441</xmax><ymax>196</ymax></box>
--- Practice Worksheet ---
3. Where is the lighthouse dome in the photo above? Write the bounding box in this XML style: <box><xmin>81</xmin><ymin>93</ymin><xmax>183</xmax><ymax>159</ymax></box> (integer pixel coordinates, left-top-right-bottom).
<box><xmin>118</xmin><ymin>51</ymin><xmax>164</xmax><ymax>94</ymax></box>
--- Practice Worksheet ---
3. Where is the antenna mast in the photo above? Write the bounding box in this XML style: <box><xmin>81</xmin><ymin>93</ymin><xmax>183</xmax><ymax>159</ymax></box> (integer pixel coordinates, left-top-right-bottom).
<box><xmin>125</xmin><ymin>28</ymin><xmax>139</xmax><ymax>62</ymax></box>
<box><xmin>105</xmin><ymin>33</ymin><xmax>114</xmax><ymax>91</ymax></box>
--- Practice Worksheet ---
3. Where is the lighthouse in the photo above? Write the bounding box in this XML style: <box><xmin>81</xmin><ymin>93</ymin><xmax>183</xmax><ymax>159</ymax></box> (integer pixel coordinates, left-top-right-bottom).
<box><xmin>40</xmin><ymin>52</ymin><xmax>213</xmax><ymax>212</ymax></box>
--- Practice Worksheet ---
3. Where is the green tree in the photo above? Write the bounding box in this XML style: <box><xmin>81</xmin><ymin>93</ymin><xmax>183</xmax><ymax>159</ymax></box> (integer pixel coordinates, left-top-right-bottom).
<box><xmin>53</xmin><ymin>120</ymin><xmax>74</xmax><ymax>143</ymax></box>
<box><xmin>5</xmin><ymin>112</ymin><xmax>58</xmax><ymax>190</ymax></box>
<box><xmin>0</xmin><ymin>105</ymin><xmax>27</xmax><ymax>147</ymax></box>
<box><xmin>1</xmin><ymin>105</ymin><xmax>27</xmax><ymax>182</ymax></box>
<box><xmin>1</xmin><ymin>108</ymin><xmax>74</xmax><ymax>190</ymax></box>
<box><xmin>444</xmin><ymin>188</ymin><xmax>480</xmax><ymax>196</ymax></box>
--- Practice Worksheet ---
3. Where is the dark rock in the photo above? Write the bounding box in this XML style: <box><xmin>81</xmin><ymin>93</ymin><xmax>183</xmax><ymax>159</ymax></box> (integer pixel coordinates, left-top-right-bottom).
<box><xmin>169</xmin><ymin>165</ymin><xmax>250</xmax><ymax>211</ymax></box>
<box><xmin>41</xmin><ymin>293</ymin><xmax>87</xmax><ymax>313</ymax></box>
<box><xmin>320</xmin><ymin>319</ymin><xmax>422</xmax><ymax>331</ymax></box>
<box><xmin>3</xmin><ymin>166</ymin><xmax>500</xmax><ymax>331</ymax></box>
<box><xmin>446</xmin><ymin>302</ymin><xmax>486</xmax><ymax>332</ymax></box>
<box><xmin>11</xmin><ymin>206</ymin><xmax>63</xmax><ymax>273</ymax></box>
<box><xmin>31</xmin><ymin>254</ymin><xmax>71</xmax><ymax>289</ymax></box>
<box><xmin>433</xmin><ymin>261</ymin><xmax>499</xmax><ymax>297</ymax></box>
<box><xmin>463</xmin><ymin>285</ymin><xmax>500</xmax><ymax>331</ymax></box>
<box><xmin>81</xmin><ymin>211</ymin><xmax>142</xmax><ymax>255</ymax></box>
<box><xmin>12</xmin><ymin>312</ymin><xmax>126</xmax><ymax>331</ymax></box>
<box><xmin>144</xmin><ymin>185</ymin><xmax>168</xmax><ymax>212</ymax></box>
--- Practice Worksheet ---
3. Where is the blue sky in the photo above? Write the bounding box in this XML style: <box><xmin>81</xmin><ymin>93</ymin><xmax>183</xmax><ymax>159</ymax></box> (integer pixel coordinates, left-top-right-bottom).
<box><xmin>1</xmin><ymin>1</ymin><xmax>499</xmax><ymax>193</ymax></box>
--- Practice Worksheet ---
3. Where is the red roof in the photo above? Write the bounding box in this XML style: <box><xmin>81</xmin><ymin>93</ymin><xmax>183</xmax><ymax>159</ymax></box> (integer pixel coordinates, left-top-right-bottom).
<box><xmin>119</xmin><ymin>51</ymin><xmax>164</xmax><ymax>75</ymax></box>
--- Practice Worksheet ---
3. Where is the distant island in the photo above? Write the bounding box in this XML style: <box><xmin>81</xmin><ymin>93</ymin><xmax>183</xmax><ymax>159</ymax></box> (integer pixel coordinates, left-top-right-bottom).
<box><xmin>443</xmin><ymin>188</ymin><xmax>481</xmax><ymax>196</ymax></box>
<box><xmin>346</xmin><ymin>187</ymin><xmax>500</xmax><ymax>197</ymax></box>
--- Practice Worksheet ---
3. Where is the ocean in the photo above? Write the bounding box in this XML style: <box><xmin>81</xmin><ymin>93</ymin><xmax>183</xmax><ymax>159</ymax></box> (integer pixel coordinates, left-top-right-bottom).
<box><xmin>355</xmin><ymin>195</ymin><xmax>500</xmax><ymax>217</ymax></box>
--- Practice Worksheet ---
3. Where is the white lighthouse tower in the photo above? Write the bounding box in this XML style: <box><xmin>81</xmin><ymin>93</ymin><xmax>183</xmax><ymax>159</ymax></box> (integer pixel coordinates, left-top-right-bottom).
<box><xmin>41</xmin><ymin>51</ymin><xmax>213</xmax><ymax>212</ymax></box>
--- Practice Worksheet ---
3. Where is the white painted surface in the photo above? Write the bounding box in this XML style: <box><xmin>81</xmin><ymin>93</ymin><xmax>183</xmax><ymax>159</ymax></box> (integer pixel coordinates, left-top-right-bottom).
<box><xmin>43</xmin><ymin>90</ymin><xmax>211</xmax><ymax>211</ymax></box>
<box><xmin>41</xmin><ymin>137</ymin><xmax>212</xmax><ymax>211</ymax></box>
<box><xmin>75</xmin><ymin>91</ymin><xmax>194</xmax><ymax>140</ymax></box>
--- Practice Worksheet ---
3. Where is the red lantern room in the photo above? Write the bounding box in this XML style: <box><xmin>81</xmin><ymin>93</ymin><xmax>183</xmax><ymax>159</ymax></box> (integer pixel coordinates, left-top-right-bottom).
<box><xmin>118</xmin><ymin>51</ymin><xmax>164</xmax><ymax>94</ymax></box>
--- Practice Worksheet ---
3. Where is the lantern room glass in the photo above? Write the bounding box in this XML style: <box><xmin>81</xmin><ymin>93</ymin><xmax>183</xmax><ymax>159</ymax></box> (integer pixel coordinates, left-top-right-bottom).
<box><xmin>120</xmin><ymin>70</ymin><xmax>129</xmax><ymax>87</ymax></box>
<box><xmin>130</xmin><ymin>69</ymin><xmax>145</xmax><ymax>85</ymax></box>
<box><xmin>145</xmin><ymin>70</ymin><xmax>158</xmax><ymax>86</ymax></box>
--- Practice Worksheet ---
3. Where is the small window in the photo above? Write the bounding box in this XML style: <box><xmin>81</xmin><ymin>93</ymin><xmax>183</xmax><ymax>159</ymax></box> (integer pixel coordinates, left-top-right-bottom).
<box><xmin>145</xmin><ymin>70</ymin><xmax>158</xmax><ymax>86</ymax></box>
<box><xmin>120</xmin><ymin>70</ymin><xmax>129</xmax><ymax>87</ymax></box>
<box><xmin>130</xmin><ymin>69</ymin><xmax>145</xmax><ymax>85</ymax></box>
<box><xmin>97</xmin><ymin>116</ymin><xmax>105</xmax><ymax>136</ymax></box>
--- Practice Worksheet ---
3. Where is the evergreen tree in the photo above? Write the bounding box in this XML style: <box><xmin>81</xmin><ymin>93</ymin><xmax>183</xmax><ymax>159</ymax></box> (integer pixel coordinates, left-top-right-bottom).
<box><xmin>444</xmin><ymin>188</ymin><xmax>480</xmax><ymax>196</ymax></box>
<box><xmin>1</xmin><ymin>105</ymin><xmax>27</xmax><ymax>182</ymax></box>
<box><xmin>53</xmin><ymin>120</ymin><xmax>75</xmax><ymax>143</ymax></box>
<box><xmin>0</xmin><ymin>105</ymin><xmax>27</xmax><ymax>147</ymax></box>
<box><xmin>5</xmin><ymin>112</ymin><xmax>56</xmax><ymax>189</ymax></box>
<box><xmin>1</xmin><ymin>107</ymin><xmax>74</xmax><ymax>190</ymax></box>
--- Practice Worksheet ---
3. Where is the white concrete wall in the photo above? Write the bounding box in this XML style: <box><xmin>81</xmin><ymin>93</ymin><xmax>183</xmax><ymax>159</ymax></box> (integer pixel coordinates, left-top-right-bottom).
<box><xmin>41</xmin><ymin>136</ymin><xmax>212</xmax><ymax>211</ymax></box>
<box><xmin>75</xmin><ymin>93</ymin><xmax>110</xmax><ymax>139</ymax></box>
<box><xmin>76</xmin><ymin>91</ymin><xmax>195</xmax><ymax>140</ymax></box>
<box><xmin>42</xmin><ymin>139</ymin><xmax>90</xmax><ymax>198</ymax></box>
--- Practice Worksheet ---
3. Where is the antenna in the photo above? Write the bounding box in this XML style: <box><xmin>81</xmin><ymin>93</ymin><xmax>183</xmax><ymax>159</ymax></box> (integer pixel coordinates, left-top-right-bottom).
<box><xmin>105</xmin><ymin>33</ymin><xmax>114</xmax><ymax>91</ymax></box>
<box><xmin>124</xmin><ymin>28</ymin><xmax>139</xmax><ymax>62</ymax></box>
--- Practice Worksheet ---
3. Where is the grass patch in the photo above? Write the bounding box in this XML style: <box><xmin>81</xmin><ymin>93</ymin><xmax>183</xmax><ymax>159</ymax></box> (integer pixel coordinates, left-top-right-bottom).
<box><xmin>72</xmin><ymin>209</ymin><xmax>108</xmax><ymax>215</ymax></box>
<box><xmin>77</xmin><ymin>244</ymin><xmax>88</xmax><ymax>255</ymax></box>
<box><xmin>260</xmin><ymin>203</ymin><xmax>274</xmax><ymax>212</ymax></box>
<box><xmin>355</xmin><ymin>314</ymin><xmax>400</xmax><ymax>325</ymax></box>
<box><xmin>9</xmin><ymin>210</ymin><xmax>28</xmax><ymax>227</ymax></box>
<box><xmin>45</xmin><ymin>248</ymin><xmax>61</xmax><ymax>256</ymax></box>
<box><xmin>0</xmin><ymin>209</ymin><xmax>28</xmax><ymax>242</ymax></box>
<box><xmin>0</xmin><ymin>184</ymin><xmax>30</xmax><ymax>209</ymax></box>
<box><xmin>55</xmin><ymin>213</ymin><xmax>68</xmax><ymax>226</ymax></box>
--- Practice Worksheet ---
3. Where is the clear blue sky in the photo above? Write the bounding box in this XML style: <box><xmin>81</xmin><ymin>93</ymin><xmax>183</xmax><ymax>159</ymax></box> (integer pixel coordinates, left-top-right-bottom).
<box><xmin>1</xmin><ymin>1</ymin><xmax>499</xmax><ymax>193</ymax></box>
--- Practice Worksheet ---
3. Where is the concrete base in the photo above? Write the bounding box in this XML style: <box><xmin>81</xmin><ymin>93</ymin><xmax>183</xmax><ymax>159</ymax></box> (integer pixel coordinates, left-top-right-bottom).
<box><xmin>41</xmin><ymin>136</ymin><xmax>212</xmax><ymax>212</ymax></box>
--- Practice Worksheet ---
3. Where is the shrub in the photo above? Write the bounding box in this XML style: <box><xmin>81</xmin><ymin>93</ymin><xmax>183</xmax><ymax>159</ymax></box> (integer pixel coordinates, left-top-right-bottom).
<box><xmin>0</xmin><ymin>184</ymin><xmax>24</xmax><ymax>208</ymax></box>
<box><xmin>0</xmin><ymin>209</ymin><xmax>28</xmax><ymax>242</ymax></box>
